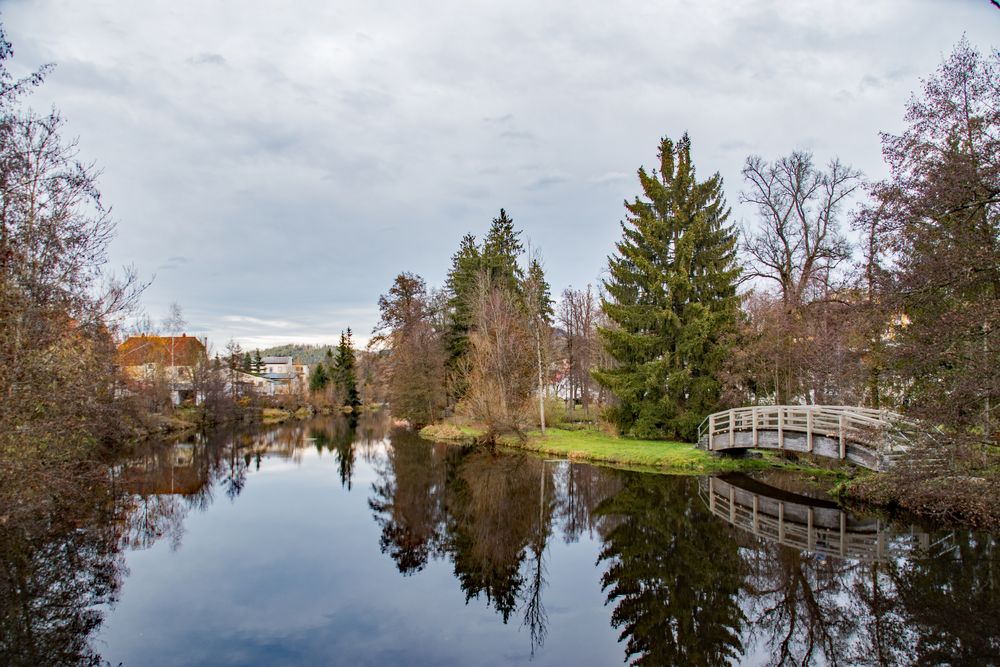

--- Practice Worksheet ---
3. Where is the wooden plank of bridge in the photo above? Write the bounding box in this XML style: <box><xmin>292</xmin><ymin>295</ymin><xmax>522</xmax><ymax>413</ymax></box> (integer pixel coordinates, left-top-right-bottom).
<box><xmin>778</xmin><ymin>502</ymin><xmax>785</xmax><ymax>542</ymax></box>
<box><xmin>709</xmin><ymin>478</ymin><xmax>716</xmax><ymax>512</ymax></box>
<box><xmin>729</xmin><ymin>486</ymin><xmax>736</xmax><ymax>523</ymax></box>
<box><xmin>752</xmin><ymin>495</ymin><xmax>759</xmax><ymax>534</ymax></box>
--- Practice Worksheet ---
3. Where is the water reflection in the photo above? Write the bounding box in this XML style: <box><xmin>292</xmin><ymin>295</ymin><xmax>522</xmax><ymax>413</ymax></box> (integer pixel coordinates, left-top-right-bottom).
<box><xmin>1</xmin><ymin>417</ymin><xmax>998</xmax><ymax>666</ymax></box>
<box><xmin>596</xmin><ymin>474</ymin><xmax>746</xmax><ymax>665</ymax></box>
<box><xmin>0</xmin><ymin>470</ymin><xmax>123</xmax><ymax>666</ymax></box>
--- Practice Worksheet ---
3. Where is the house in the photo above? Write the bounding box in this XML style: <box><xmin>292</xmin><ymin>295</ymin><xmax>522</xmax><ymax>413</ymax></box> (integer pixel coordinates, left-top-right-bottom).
<box><xmin>260</xmin><ymin>356</ymin><xmax>309</xmax><ymax>395</ymax></box>
<box><xmin>117</xmin><ymin>334</ymin><xmax>208</xmax><ymax>405</ymax></box>
<box><xmin>232</xmin><ymin>370</ymin><xmax>282</xmax><ymax>396</ymax></box>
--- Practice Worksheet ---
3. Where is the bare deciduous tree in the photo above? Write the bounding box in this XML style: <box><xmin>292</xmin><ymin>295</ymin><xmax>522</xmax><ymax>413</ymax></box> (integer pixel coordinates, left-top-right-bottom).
<box><xmin>460</xmin><ymin>276</ymin><xmax>536</xmax><ymax>443</ymax></box>
<box><xmin>739</xmin><ymin>152</ymin><xmax>863</xmax><ymax>403</ymax></box>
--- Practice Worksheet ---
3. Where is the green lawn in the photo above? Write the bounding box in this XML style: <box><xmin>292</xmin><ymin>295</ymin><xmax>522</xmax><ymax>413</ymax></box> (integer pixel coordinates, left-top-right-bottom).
<box><xmin>512</xmin><ymin>426</ymin><xmax>761</xmax><ymax>473</ymax></box>
<box><xmin>418</xmin><ymin>421</ymin><xmax>850</xmax><ymax>476</ymax></box>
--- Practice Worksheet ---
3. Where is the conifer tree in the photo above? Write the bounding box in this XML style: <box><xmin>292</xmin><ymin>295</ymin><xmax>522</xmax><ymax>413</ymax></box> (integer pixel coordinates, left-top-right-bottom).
<box><xmin>334</xmin><ymin>329</ymin><xmax>361</xmax><ymax>409</ymax></box>
<box><xmin>445</xmin><ymin>233</ymin><xmax>482</xmax><ymax>369</ymax></box>
<box><xmin>309</xmin><ymin>362</ymin><xmax>329</xmax><ymax>393</ymax></box>
<box><xmin>481</xmin><ymin>208</ymin><xmax>524</xmax><ymax>294</ymax></box>
<box><xmin>593</xmin><ymin>134</ymin><xmax>741</xmax><ymax>441</ymax></box>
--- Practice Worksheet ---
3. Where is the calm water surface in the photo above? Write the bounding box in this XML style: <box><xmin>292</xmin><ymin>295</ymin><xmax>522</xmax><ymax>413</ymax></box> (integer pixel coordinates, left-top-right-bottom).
<box><xmin>2</xmin><ymin>415</ymin><xmax>998</xmax><ymax>665</ymax></box>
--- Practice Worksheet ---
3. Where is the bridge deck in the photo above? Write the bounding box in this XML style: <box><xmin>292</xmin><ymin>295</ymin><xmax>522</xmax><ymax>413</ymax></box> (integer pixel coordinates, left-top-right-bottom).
<box><xmin>697</xmin><ymin>405</ymin><xmax>915</xmax><ymax>471</ymax></box>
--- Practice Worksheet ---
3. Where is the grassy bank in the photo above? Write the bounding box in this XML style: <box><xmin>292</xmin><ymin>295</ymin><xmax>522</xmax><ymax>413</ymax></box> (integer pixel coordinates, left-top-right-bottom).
<box><xmin>420</xmin><ymin>422</ymin><xmax>837</xmax><ymax>476</ymax></box>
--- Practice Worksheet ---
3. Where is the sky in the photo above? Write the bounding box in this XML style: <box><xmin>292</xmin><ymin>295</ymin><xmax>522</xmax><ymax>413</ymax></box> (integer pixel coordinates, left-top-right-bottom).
<box><xmin>2</xmin><ymin>0</ymin><xmax>997</xmax><ymax>350</ymax></box>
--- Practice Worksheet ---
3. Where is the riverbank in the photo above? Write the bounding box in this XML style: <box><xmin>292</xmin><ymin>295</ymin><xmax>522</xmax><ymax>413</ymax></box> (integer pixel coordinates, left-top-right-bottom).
<box><xmin>419</xmin><ymin>422</ymin><xmax>841</xmax><ymax>477</ymax></box>
<box><xmin>839</xmin><ymin>468</ymin><xmax>1000</xmax><ymax>529</ymax></box>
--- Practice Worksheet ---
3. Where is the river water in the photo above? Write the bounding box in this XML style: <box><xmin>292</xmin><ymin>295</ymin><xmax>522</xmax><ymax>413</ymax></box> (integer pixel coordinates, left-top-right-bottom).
<box><xmin>2</xmin><ymin>415</ymin><xmax>997</xmax><ymax>665</ymax></box>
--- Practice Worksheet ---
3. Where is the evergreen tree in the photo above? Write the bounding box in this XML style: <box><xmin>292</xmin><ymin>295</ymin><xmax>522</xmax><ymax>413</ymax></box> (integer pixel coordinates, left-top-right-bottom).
<box><xmin>241</xmin><ymin>351</ymin><xmax>252</xmax><ymax>373</ymax></box>
<box><xmin>593</xmin><ymin>134</ymin><xmax>741</xmax><ymax>441</ymax></box>
<box><xmin>445</xmin><ymin>233</ymin><xmax>482</xmax><ymax>369</ymax></box>
<box><xmin>481</xmin><ymin>208</ymin><xmax>524</xmax><ymax>295</ymax></box>
<box><xmin>309</xmin><ymin>362</ymin><xmax>329</xmax><ymax>393</ymax></box>
<box><xmin>252</xmin><ymin>349</ymin><xmax>263</xmax><ymax>374</ymax></box>
<box><xmin>333</xmin><ymin>329</ymin><xmax>361</xmax><ymax>409</ymax></box>
<box><xmin>523</xmin><ymin>257</ymin><xmax>553</xmax><ymax>323</ymax></box>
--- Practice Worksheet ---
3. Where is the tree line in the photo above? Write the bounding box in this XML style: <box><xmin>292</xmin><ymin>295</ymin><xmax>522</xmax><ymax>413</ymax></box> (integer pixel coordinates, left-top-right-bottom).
<box><xmin>376</xmin><ymin>40</ymin><xmax>999</xmax><ymax>458</ymax></box>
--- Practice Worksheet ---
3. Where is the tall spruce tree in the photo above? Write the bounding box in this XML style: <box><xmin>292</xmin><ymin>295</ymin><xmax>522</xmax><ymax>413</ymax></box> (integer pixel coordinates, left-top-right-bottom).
<box><xmin>593</xmin><ymin>134</ymin><xmax>741</xmax><ymax>441</ymax></box>
<box><xmin>445</xmin><ymin>233</ymin><xmax>482</xmax><ymax>369</ymax></box>
<box><xmin>333</xmin><ymin>329</ymin><xmax>361</xmax><ymax>409</ymax></box>
<box><xmin>481</xmin><ymin>208</ymin><xmax>524</xmax><ymax>294</ymax></box>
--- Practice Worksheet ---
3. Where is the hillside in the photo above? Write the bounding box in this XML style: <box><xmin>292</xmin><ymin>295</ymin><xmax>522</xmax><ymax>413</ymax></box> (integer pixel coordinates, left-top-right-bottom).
<box><xmin>258</xmin><ymin>343</ymin><xmax>335</xmax><ymax>365</ymax></box>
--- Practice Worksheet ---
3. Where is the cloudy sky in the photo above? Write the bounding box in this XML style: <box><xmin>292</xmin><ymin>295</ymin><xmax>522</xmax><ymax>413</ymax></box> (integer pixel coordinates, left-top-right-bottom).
<box><xmin>2</xmin><ymin>1</ymin><xmax>997</xmax><ymax>349</ymax></box>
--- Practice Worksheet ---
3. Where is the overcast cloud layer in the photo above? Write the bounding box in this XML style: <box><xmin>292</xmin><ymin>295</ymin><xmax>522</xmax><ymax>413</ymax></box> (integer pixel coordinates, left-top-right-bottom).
<box><xmin>2</xmin><ymin>1</ymin><xmax>997</xmax><ymax>349</ymax></box>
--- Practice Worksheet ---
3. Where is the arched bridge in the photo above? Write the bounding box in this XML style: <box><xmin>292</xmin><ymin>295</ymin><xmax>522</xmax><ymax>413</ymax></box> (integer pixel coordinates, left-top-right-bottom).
<box><xmin>697</xmin><ymin>405</ymin><xmax>916</xmax><ymax>471</ymax></box>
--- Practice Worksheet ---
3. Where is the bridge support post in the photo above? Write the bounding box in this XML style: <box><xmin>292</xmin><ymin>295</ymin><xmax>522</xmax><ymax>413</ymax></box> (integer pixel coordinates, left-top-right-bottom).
<box><xmin>839</xmin><ymin>414</ymin><xmax>846</xmax><ymax>460</ymax></box>
<box><xmin>778</xmin><ymin>408</ymin><xmax>784</xmax><ymax>449</ymax></box>
<box><xmin>709</xmin><ymin>414</ymin><xmax>715</xmax><ymax>451</ymax></box>
<box><xmin>752</xmin><ymin>407</ymin><xmax>758</xmax><ymax>447</ymax></box>
<box><xmin>807</xmin><ymin>409</ymin><xmax>814</xmax><ymax>452</ymax></box>
<box><xmin>729</xmin><ymin>411</ymin><xmax>735</xmax><ymax>449</ymax></box>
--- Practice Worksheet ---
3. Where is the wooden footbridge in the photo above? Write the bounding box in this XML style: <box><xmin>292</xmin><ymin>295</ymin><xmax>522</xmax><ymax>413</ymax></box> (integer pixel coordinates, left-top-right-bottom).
<box><xmin>699</xmin><ymin>475</ymin><xmax>951</xmax><ymax>562</ymax></box>
<box><xmin>697</xmin><ymin>405</ymin><xmax>917</xmax><ymax>471</ymax></box>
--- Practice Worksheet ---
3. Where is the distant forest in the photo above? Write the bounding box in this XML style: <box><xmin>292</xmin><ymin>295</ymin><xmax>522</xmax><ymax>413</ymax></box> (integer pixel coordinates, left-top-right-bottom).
<box><xmin>259</xmin><ymin>344</ymin><xmax>335</xmax><ymax>365</ymax></box>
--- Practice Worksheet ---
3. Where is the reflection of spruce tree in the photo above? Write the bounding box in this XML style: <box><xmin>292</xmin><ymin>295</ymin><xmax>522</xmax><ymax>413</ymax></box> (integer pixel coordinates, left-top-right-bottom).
<box><xmin>595</xmin><ymin>474</ymin><xmax>745</xmax><ymax>666</ymax></box>
<box><xmin>443</xmin><ymin>450</ymin><xmax>540</xmax><ymax>623</ymax></box>
<box><xmin>332</xmin><ymin>415</ymin><xmax>358</xmax><ymax>490</ymax></box>
<box><xmin>892</xmin><ymin>533</ymin><xmax>1000</xmax><ymax>664</ymax></box>
<box><xmin>368</xmin><ymin>430</ymin><xmax>446</xmax><ymax>574</ymax></box>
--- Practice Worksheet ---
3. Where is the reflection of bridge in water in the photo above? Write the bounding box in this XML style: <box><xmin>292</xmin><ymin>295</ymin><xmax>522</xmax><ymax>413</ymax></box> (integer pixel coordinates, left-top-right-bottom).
<box><xmin>699</xmin><ymin>475</ymin><xmax>954</xmax><ymax>562</ymax></box>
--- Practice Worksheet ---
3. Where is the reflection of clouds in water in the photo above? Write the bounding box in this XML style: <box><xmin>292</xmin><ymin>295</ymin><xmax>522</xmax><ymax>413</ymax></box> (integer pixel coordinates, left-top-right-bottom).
<box><xmin>4</xmin><ymin>416</ymin><xmax>996</xmax><ymax>666</ymax></box>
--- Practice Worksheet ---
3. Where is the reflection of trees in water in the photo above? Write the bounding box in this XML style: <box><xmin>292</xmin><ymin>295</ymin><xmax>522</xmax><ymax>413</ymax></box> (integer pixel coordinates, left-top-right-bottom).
<box><xmin>0</xmin><ymin>470</ymin><xmax>124</xmax><ymax>666</ymax></box>
<box><xmin>310</xmin><ymin>415</ymin><xmax>359</xmax><ymax>490</ymax></box>
<box><xmin>733</xmin><ymin>513</ymin><xmax>1000</xmax><ymax>666</ymax></box>
<box><xmin>595</xmin><ymin>474</ymin><xmax>746</xmax><ymax>666</ymax></box>
<box><xmin>889</xmin><ymin>532</ymin><xmax>1000</xmax><ymax>664</ymax></box>
<box><xmin>1</xmin><ymin>415</ymin><xmax>388</xmax><ymax>665</ymax></box>
<box><xmin>368</xmin><ymin>431</ymin><xmax>448</xmax><ymax>574</ymax></box>
<box><xmin>742</xmin><ymin>544</ymin><xmax>858</xmax><ymax>665</ymax></box>
<box><xmin>444</xmin><ymin>449</ymin><xmax>542</xmax><ymax>623</ymax></box>
<box><xmin>369</xmin><ymin>433</ymin><xmax>620</xmax><ymax>655</ymax></box>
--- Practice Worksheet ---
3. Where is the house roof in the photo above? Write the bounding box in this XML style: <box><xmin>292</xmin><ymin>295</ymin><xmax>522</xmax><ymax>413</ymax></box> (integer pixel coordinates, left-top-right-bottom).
<box><xmin>118</xmin><ymin>335</ymin><xmax>206</xmax><ymax>367</ymax></box>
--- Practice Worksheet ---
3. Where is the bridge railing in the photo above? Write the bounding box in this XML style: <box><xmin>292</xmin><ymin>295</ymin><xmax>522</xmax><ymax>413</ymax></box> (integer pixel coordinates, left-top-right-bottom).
<box><xmin>697</xmin><ymin>405</ymin><xmax>915</xmax><ymax>461</ymax></box>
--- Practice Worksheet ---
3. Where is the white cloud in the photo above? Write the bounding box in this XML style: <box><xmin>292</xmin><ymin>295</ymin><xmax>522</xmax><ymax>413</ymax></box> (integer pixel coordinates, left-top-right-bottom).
<box><xmin>1</xmin><ymin>0</ymin><xmax>995</xmax><ymax>348</ymax></box>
